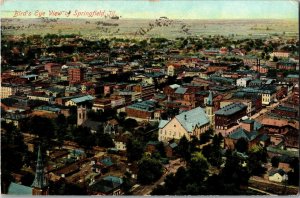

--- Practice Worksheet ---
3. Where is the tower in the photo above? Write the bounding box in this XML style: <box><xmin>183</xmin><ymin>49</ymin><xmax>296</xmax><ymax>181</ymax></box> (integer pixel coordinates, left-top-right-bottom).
<box><xmin>77</xmin><ymin>105</ymin><xmax>87</xmax><ymax>126</ymax></box>
<box><xmin>206</xmin><ymin>91</ymin><xmax>215</xmax><ymax>128</ymax></box>
<box><xmin>31</xmin><ymin>146</ymin><xmax>49</xmax><ymax>195</ymax></box>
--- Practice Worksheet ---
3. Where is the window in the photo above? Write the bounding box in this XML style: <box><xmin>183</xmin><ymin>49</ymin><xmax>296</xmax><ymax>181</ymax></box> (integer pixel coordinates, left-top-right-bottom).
<box><xmin>174</xmin><ymin>124</ymin><xmax>176</xmax><ymax>127</ymax></box>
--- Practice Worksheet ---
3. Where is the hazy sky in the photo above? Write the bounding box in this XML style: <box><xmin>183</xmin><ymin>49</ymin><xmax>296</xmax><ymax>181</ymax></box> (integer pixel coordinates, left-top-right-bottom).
<box><xmin>1</xmin><ymin>0</ymin><xmax>298</xmax><ymax>19</ymax></box>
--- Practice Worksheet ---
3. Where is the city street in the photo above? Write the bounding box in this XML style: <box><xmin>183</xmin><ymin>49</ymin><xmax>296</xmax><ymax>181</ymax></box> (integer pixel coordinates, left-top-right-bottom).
<box><xmin>132</xmin><ymin>158</ymin><xmax>186</xmax><ymax>195</ymax></box>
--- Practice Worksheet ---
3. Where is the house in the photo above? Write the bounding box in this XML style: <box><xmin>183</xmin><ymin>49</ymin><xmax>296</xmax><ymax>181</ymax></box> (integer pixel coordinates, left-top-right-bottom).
<box><xmin>114</xmin><ymin>131</ymin><xmax>131</xmax><ymax>151</ymax></box>
<box><xmin>165</xmin><ymin>142</ymin><xmax>178</xmax><ymax>158</ymax></box>
<box><xmin>158</xmin><ymin>106</ymin><xmax>210</xmax><ymax>142</ymax></box>
<box><xmin>268</xmin><ymin>169</ymin><xmax>287</xmax><ymax>183</ymax></box>
<box><xmin>89</xmin><ymin>176</ymin><xmax>123</xmax><ymax>195</ymax></box>
<box><xmin>92</xmin><ymin>98</ymin><xmax>112</xmax><ymax>112</ymax></box>
<box><xmin>145</xmin><ymin>141</ymin><xmax>160</xmax><ymax>153</ymax></box>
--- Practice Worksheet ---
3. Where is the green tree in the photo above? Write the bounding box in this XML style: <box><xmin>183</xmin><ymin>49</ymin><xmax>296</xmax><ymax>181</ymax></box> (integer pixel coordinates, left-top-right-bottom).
<box><xmin>177</xmin><ymin>136</ymin><xmax>191</xmax><ymax>162</ymax></box>
<box><xmin>137</xmin><ymin>157</ymin><xmax>164</xmax><ymax>185</ymax></box>
<box><xmin>235</xmin><ymin>138</ymin><xmax>248</xmax><ymax>153</ymax></box>
<box><xmin>188</xmin><ymin>152</ymin><xmax>209</xmax><ymax>183</ymax></box>
<box><xmin>126</xmin><ymin>138</ymin><xmax>144</xmax><ymax>162</ymax></box>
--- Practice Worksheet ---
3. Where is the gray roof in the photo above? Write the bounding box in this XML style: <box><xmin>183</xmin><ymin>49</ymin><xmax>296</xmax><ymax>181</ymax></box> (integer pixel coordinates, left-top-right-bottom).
<box><xmin>228</xmin><ymin>128</ymin><xmax>259</xmax><ymax>141</ymax></box>
<box><xmin>175</xmin><ymin>87</ymin><xmax>188</xmax><ymax>94</ymax></box>
<box><xmin>71</xmin><ymin>95</ymin><xmax>95</xmax><ymax>103</ymax></box>
<box><xmin>8</xmin><ymin>182</ymin><xmax>32</xmax><ymax>195</ymax></box>
<box><xmin>215</xmin><ymin>103</ymin><xmax>247</xmax><ymax>116</ymax></box>
<box><xmin>158</xmin><ymin>120</ymin><xmax>169</xmax><ymax>129</ymax></box>
<box><xmin>175</xmin><ymin>107</ymin><xmax>209</xmax><ymax>133</ymax></box>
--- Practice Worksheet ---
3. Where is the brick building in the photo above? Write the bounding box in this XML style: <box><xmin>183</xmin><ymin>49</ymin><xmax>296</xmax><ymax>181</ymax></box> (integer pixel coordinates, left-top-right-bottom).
<box><xmin>44</xmin><ymin>63</ymin><xmax>62</xmax><ymax>75</ymax></box>
<box><xmin>125</xmin><ymin>100</ymin><xmax>157</xmax><ymax>120</ymax></box>
<box><xmin>68</xmin><ymin>67</ymin><xmax>85</xmax><ymax>84</ymax></box>
<box><xmin>133</xmin><ymin>83</ymin><xmax>155</xmax><ymax>100</ymax></box>
<box><xmin>215</xmin><ymin>103</ymin><xmax>247</xmax><ymax>131</ymax></box>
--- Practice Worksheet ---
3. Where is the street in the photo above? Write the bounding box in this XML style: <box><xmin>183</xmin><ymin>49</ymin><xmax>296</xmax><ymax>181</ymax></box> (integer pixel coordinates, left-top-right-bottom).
<box><xmin>132</xmin><ymin>158</ymin><xmax>186</xmax><ymax>195</ymax></box>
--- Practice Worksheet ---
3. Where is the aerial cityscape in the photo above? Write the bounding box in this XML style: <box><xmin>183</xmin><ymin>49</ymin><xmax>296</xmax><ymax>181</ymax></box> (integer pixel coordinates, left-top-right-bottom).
<box><xmin>1</xmin><ymin>0</ymin><xmax>299</xmax><ymax>196</ymax></box>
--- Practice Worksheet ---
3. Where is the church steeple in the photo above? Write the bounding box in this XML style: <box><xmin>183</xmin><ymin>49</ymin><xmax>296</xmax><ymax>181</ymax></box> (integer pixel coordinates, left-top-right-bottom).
<box><xmin>207</xmin><ymin>90</ymin><xmax>213</xmax><ymax>106</ymax></box>
<box><xmin>31</xmin><ymin>146</ymin><xmax>49</xmax><ymax>195</ymax></box>
<box><xmin>206</xmin><ymin>91</ymin><xmax>215</xmax><ymax>128</ymax></box>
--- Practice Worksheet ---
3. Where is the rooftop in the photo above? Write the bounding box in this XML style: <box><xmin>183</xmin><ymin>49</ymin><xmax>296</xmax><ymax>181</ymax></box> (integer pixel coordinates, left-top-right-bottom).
<box><xmin>215</xmin><ymin>103</ymin><xmax>247</xmax><ymax>116</ymax></box>
<box><xmin>175</xmin><ymin>106</ymin><xmax>209</xmax><ymax>133</ymax></box>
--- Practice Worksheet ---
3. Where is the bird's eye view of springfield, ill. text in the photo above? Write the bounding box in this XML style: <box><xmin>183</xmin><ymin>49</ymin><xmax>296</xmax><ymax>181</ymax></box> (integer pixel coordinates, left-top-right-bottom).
<box><xmin>0</xmin><ymin>0</ymin><xmax>299</xmax><ymax>196</ymax></box>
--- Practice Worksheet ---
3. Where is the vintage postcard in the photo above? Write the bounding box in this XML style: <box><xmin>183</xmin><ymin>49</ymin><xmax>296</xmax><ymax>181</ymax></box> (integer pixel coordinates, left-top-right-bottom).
<box><xmin>1</xmin><ymin>0</ymin><xmax>299</xmax><ymax>196</ymax></box>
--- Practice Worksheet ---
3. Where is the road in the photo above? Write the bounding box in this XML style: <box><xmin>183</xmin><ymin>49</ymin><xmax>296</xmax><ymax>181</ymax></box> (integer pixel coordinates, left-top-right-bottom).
<box><xmin>250</xmin><ymin>92</ymin><xmax>293</xmax><ymax>121</ymax></box>
<box><xmin>132</xmin><ymin>158</ymin><xmax>186</xmax><ymax>195</ymax></box>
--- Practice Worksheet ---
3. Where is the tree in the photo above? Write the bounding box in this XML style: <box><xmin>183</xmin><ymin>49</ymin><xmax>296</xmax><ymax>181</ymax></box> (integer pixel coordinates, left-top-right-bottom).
<box><xmin>123</xmin><ymin>118</ymin><xmax>138</xmax><ymax>131</ymax></box>
<box><xmin>235</xmin><ymin>138</ymin><xmax>248</xmax><ymax>153</ymax></box>
<box><xmin>188</xmin><ymin>152</ymin><xmax>209</xmax><ymax>184</ymax></box>
<box><xmin>137</xmin><ymin>157</ymin><xmax>163</xmax><ymax>185</ymax></box>
<box><xmin>247</xmin><ymin>145</ymin><xmax>267</xmax><ymax>176</ymax></box>
<box><xmin>271</xmin><ymin>156</ymin><xmax>280</xmax><ymax>167</ymax></box>
<box><xmin>126</xmin><ymin>138</ymin><xmax>144</xmax><ymax>162</ymax></box>
<box><xmin>177</xmin><ymin>136</ymin><xmax>191</xmax><ymax>162</ymax></box>
<box><xmin>273</xmin><ymin>56</ymin><xmax>278</xmax><ymax>62</ymax></box>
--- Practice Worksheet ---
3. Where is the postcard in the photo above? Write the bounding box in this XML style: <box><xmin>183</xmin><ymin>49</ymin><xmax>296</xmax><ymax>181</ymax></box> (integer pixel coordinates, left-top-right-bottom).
<box><xmin>1</xmin><ymin>0</ymin><xmax>299</xmax><ymax>196</ymax></box>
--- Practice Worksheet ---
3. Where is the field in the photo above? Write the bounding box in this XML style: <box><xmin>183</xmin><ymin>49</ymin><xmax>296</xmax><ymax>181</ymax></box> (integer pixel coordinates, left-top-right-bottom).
<box><xmin>1</xmin><ymin>18</ymin><xmax>298</xmax><ymax>39</ymax></box>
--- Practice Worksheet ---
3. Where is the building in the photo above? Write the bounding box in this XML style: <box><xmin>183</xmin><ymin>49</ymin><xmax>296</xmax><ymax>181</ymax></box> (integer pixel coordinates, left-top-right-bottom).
<box><xmin>220</xmin><ymin>99</ymin><xmax>253</xmax><ymax>117</ymax></box>
<box><xmin>44</xmin><ymin>63</ymin><xmax>62</xmax><ymax>75</ymax></box>
<box><xmin>270</xmin><ymin>51</ymin><xmax>289</xmax><ymax>58</ymax></box>
<box><xmin>224</xmin><ymin>119</ymin><xmax>268</xmax><ymax>150</ymax></box>
<box><xmin>236</xmin><ymin>78</ymin><xmax>252</xmax><ymax>87</ymax></box>
<box><xmin>261</xmin><ymin>88</ymin><xmax>276</xmax><ymax>106</ymax></box>
<box><xmin>1</xmin><ymin>84</ymin><xmax>19</xmax><ymax>99</ymax></box>
<box><xmin>158</xmin><ymin>107</ymin><xmax>210</xmax><ymax>142</ymax></box>
<box><xmin>68</xmin><ymin>67</ymin><xmax>85</xmax><ymax>84</ymax></box>
<box><xmin>271</xmin><ymin>105</ymin><xmax>298</xmax><ymax>119</ymax></box>
<box><xmin>65</xmin><ymin>95</ymin><xmax>95</xmax><ymax>106</ymax></box>
<box><xmin>205</xmin><ymin>91</ymin><xmax>215</xmax><ymax>127</ymax></box>
<box><xmin>125</xmin><ymin>100</ymin><xmax>157</xmax><ymax>121</ymax></box>
<box><xmin>7</xmin><ymin>146</ymin><xmax>49</xmax><ymax>195</ymax></box>
<box><xmin>77</xmin><ymin>106</ymin><xmax>87</xmax><ymax>126</ymax></box>
<box><xmin>89</xmin><ymin>176</ymin><xmax>123</xmax><ymax>195</ymax></box>
<box><xmin>215</xmin><ymin>103</ymin><xmax>247</xmax><ymax>131</ymax></box>
<box><xmin>133</xmin><ymin>83</ymin><xmax>155</xmax><ymax>100</ymax></box>
<box><xmin>276</xmin><ymin>61</ymin><xmax>297</xmax><ymax>71</ymax></box>
<box><xmin>268</xmin><ymin>169</ymin><xmax>287</xmax><ymax>183</ymax></box>
<box><xmin>92</xmin><ymin>98</ymin><xmax>112</xmax><ymax>112</ymax></box>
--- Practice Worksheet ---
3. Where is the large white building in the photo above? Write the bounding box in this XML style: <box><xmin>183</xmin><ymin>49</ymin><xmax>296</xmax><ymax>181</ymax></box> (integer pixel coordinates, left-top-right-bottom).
<box><xmin>158</xmin><ymin>107</ymin><xmax>210</xmax><ymax>142</ymax></box>
<box><xmin>236</xmin><ymin>78</ymin><xmax>252</xmax><ymax>87</ymax></box>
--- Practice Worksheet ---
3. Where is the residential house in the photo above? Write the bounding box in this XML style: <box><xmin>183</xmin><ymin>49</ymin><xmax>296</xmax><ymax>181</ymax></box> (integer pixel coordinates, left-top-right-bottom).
<box><xmin>268</xmin><ymin>169</ymin><xmax>287</xmax><ymax>183</ymax></box>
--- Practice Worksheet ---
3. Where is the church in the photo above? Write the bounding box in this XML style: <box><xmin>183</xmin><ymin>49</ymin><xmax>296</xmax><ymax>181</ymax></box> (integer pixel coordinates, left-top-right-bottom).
<box><xmin>7</xmin><ymin>146</ymin><xmax>49</xmax><ymax>195</ymax></box>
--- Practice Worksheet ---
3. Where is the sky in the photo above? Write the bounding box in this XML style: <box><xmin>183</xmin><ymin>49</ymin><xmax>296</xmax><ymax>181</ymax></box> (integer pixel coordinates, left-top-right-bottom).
<box><xmin>0</xmin><ymin>0</ymin><xmax>298</xmax><ymax>19</ymax></box>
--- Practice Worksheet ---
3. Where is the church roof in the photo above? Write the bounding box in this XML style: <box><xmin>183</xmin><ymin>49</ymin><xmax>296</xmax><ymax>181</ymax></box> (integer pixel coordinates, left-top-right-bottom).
<box><xmin>175</xmin><ymin>107</ymin><xmax>209</xmax><ymax>133</ymax></box>
<box><xmin>7</xmin><ymin>182</ymin><xmax>32</xmax><ymax>195</ymax></box>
